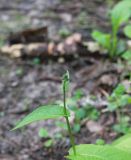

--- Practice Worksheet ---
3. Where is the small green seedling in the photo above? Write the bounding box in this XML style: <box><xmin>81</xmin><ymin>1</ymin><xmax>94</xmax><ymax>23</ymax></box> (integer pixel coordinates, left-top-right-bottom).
<box><xmin>58</xmin><ymin>27</ymin><xmax>71</xmax><ymax>38</ymax></box>
<box><xmin>108</xmin><ymin>84</ymin><xmax>131</xmax><ymax>111</ymax></box>
<box><xmin>44</xmin><ymin>139</ymin><xmax>53</xmax><ymax>148</ymax></box>
<box><xmin>92</xmin><ymin>0</ymin><xmax>131</xmax><ymax>59</ymax></box>
<box><xmin>108</xmin><ymin>83</ymin><xmax>131</xmax><ymax>134</ymax></box>
<box><xmin>38</xmin><ymin>128</ymin><xmax>49</xmax><ymax>138</ymax></box>
<box><xmin>13</xmin><ymin>71</ymin><xmax>131</xmax><ymax>160</ymax></box>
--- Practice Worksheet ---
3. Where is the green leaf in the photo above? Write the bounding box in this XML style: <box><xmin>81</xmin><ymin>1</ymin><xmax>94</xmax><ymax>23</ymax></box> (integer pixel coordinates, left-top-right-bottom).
<box><xmin>44</xmin><ymin>139</ymin><xmax>53</xmax><ymax>148</ymax></box>
<box><xmin>12</xmin><ymin>105</ymin><xmax>69</xmax><ymax>130</ymax></box>
<box><xmin>91</xmin><ymin>30</ymin><xmax>111</xmax><ymax>49</ymax></box>
<box><xmin>119</xmin><ymin>94</ymin><xmax>131</xmax><ymax>107</ymax></box>
<box><xmin>122</xmin><ymin>50</ymin><xmax>131</xmax><ymax>61</ymax></box>
<box><xmin>116</xmin><ymin>40</ymin><xmax>126</xmax><ymax>55</ymax></box>
<box><xmin>112</xmin><ymin>84</ymin><xmax>126</xmax><ymax>96</ymax></box>
<box><xmin>124</xmin><ymin>25</ymin><xmax>131</xmax><ymax>38</ymax></box>
<box><xmin>75</xmin><ymin>108</ymin><xmax>86</xmax><ymax>120</ymax></box>
<box><xmin>67</xmin><ymin>154</ymin><xmax>102</xmax><ymax>160</ymax></box>
<box><xmin>69</xmin><ymin>144</ymin><xmax>131</xmax><ymax>160</ymax></box>
<box><xmin>38</xmin><ymin>128</ymin><xmax>49</xmax><ymax>138</ymax></box>
<box><xmin>112</xmin><ymin>134</ymin><xmax>131</xmax><ymax>154</ymax></box>
<box><xmin>73</xmin><ymin>124</ymin><xmax>81</xmax><ymax>133</ymax></box>
<box><xmin>108</xmin><ymin>102</ymin><xmax>118</xmax><ymax>111</ymax></box>
<box><xmin>113</xmin><ymin>123</ymin><xmax>130</xmax><ymax>134</ymax></box>
<box><xmin>55</xmin><ymin>121</ymin><xmax>68</xmax><ymax>130</ymax></box>
<box><xmin>96</xmin><ymin>139</ymin><xmax>105</xmax><ymax>145</ymax></box>
<box><xmin>111</xmin><ymin>0</ymin><xmax>131</xmax><ymax>30</ymax></box>
<box><xmin>73</xmin><ymin>89</ymin><xmax>84</xmax><ymax>99</ymax></box>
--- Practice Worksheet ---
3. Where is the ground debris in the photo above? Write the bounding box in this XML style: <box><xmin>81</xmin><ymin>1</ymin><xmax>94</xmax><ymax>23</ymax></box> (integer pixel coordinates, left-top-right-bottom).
<box><xmin>1</xmin><ymin>31</ymin><xmax>86</xmax><ymax>58</ymax></box>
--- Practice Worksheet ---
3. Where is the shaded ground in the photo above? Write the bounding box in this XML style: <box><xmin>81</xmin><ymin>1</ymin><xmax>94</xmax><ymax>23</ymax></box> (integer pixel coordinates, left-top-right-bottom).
<box><xmin>0</xmin><ymin>0</ymin><xmax>130</xmax><ymax>160</ymax></box>
<box><xmin>0</xmin><ymin>0</ymin><xmax>110</xmax><ymax>41</ymax></box>
<box><xmin>1</xmin><ymin>54</ymin><xmax>129</xmax><ymax>160</ymax></box>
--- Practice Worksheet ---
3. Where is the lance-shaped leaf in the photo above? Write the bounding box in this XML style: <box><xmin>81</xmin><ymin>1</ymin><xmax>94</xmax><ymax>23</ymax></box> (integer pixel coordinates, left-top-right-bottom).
<box><xmin>68</xmin><ymin>144</ymin><xmax>131</xmax><ymax>160</ymax></box>
<box><xmin>12</xmin><ymin>105</ymin><xmax>69</xmax><ymax>130</ymax></box>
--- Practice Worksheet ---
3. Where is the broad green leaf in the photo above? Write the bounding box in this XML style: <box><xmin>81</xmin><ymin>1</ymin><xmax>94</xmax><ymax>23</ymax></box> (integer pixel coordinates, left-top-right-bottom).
<box><xmin>122</xmin><ymin>50</ymin><xmax>131</xmax><ymax>61</ymax></box>
<box><xmin>92</xmin><ymin>30</ymin><xmax>111</xmax><ymax>49</ymax></box>
<box><xmin>124</xmin><ymin>25</ymin><xmax>131</xmax><ymax>38</ymax></box>
<box><xmin>96</xmin><ymin>139</ymin><xmax>105</xmax><ymax>145</ymax></box>
<box><xmin>69</xmin><ymin>144</ymin><xmax>131</xmax><ymax>160</ymax></box>
<box><xmin>111</xmin><ymin>0</ymin><xmax>131</xmax><ymax>30</ymax></box>
<box><xmin>112</xmin><ymin>134</ymin><xmax>131</xmax><ymax>154</ymax></box>
<box><xmin>67</xmin><ymin>154</ymin><xmax>102</xmax><ymax>160</ymax></box>
<box><xmin>12</xmin><ymin>105</ymin><xmax>69</xmax><ymax>130</ymax></box>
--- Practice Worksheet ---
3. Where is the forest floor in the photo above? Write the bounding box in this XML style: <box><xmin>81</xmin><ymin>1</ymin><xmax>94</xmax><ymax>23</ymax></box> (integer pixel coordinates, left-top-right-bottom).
<box><xmin>0</xmin><ymin>0</ymin><xmax>130</xmax><ymax>160</ymax></box>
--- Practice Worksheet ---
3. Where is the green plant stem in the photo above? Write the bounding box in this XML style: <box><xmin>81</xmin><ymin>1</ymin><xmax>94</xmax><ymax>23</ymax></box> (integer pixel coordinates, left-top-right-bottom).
<box><xmin>110</xmin><ymin>26</ymin><xmax>118</xmax><ymax>58</ymax></box>
<box><xmin>63</xmin><ymin>83</ymin><xmax>76</xmax><ymax>155</ymax></box>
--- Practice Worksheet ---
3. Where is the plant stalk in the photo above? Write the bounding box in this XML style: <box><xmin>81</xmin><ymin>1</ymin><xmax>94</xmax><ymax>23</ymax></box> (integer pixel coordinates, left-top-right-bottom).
<box><xmin>63</xmin><ymin>82</ymin><xmax>76</xmax><ymax>155</ymax></box>
<box><xmin>110</xmin><ymin>25</ymin><xmax>118</xmax><ymax>58</ymax></box>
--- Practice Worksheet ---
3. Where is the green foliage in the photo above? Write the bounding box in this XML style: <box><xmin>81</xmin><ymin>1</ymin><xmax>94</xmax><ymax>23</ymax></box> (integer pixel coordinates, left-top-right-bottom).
<box><xmin>92</xmin><ymin>0</ymin><xmax>131</xmax><ymax>58</ymax></box>
<box><xmin>122</xmin><ymin>50</ymin><xmax>131</xmax><ymax>65</ymax></box>
<box><xmin>12</xmin><ymin>71</ymin><xmax>131</xmax><ymax>159</ymax></box>
<box><xmin>122</xmin><ymin>50</ymin><xmax>131</xmax><ymax>60</ymax></box>
<box><xmin>55</xmin><ymin>121</ymin><xmax>68</xmax><ymax>130</ymax></box>
<box><xmin>38</xmin><ymin>128</ymin><xmax>49</xmax><ymax>138</ymax></box>
<box><xmin>113</xmin><ymin>115</ymin><xmax>131</xmax><ymax>134</ymax></box>
<box><xmin>108</xmin><ymin>84</ymin><xmax>131</xmax><ymax>111</ymax></box>
<box><xmin>12</xmin><ymin>105</ymin><xmax>69</xmax><ymax>130</ymax></box>
<box><xmin>112</xmin><ymin>134</ymin><xmax>131</xmax><ymax>154</ymax></box>
<box><xmin>124</xmin><ymin>25</ymin><xmax>131</xmax><ymax>38</ymax></box>
<box><xmin>67</xmin><ymin>94</ymin><xmax>100</xmax><ymax>133</ymax></box>
<box><xmin>67</xmin><ymin>155</ymin><xmax>102</xmax><ymax>160</ymax></box>
<box><xmin>75</xmin><ymin>108</ymin><xmax>86</xmax><ymax>120</ymax></box>
<box><xmin>68</xmin><ymin>144</ymin><xmax>131</xmax><ymax>160</ymax></box>
<box><xmin>95</xmin><ymin>139</ymin><xmax>105</xmax><ymax>145</ymax></box>
<box><xmin>107</xmin><ymin>83</ymin><xmax>131</xmax><ymax>134</ymax></box>
<box><xmin>58</xmin><ymin>27</ymin><xmax>71</xmax><ymax>38</ymax></box>
<box><xmin>73</xmin><ymin>124</ymin><xmax>81</xmax><ymax>133</ymax></box>
<box><xmin>44</xmin><ymin>139</ymin><xmax>53</xmax><ymax>148</ymax></box>
<box><xmin>73</xmin><ymin>89</ymin><xmax>84</xmax><ymax>100</ymax></box>
<box><xmin>91</xmin><ymin>31</ymin><xmax>111</xmax><ymax>50</ymax></box>
<box><xmin>111</xmin><ymin>0</ymin><xmax>131</xmax><ymax>31</ymax></box>
<box><xmin>85</xmin><ymin>105</ymin><xmax>100</xmax><ymax>121</ymax></box>
<box><xmin>68</xmin><ymin>134</ymin><xmax>131</xmax><ymax>159</ymax></box>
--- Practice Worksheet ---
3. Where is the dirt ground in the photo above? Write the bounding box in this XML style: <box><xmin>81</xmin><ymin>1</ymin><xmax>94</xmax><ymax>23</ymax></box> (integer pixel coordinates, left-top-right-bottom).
<box><xmin>0</xmin><ymin>0</ymin><xmax>130</xmax><ymax>160</ymax></box>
